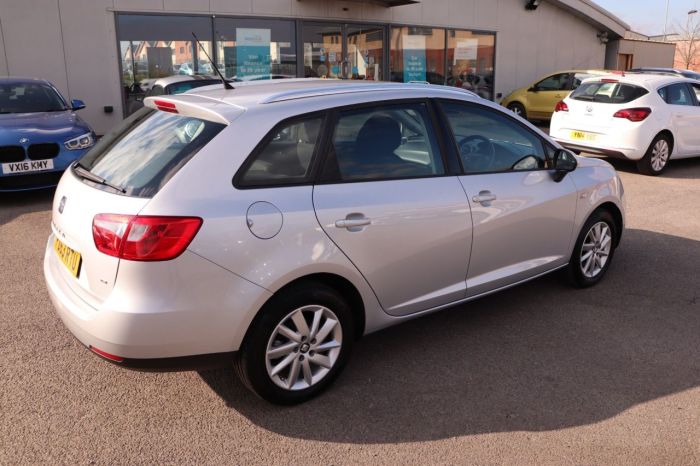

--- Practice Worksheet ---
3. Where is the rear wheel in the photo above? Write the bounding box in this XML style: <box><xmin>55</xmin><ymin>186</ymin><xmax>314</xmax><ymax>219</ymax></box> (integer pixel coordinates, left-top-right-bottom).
<box><xmin>235</xmin><ymin>282</ymin><xmax>354</xmax><ymax>405</ymax></box>
<box><xmin>567</xmin><ymin>210</ymin><xmax>618</xmax><ymax>288</ymax></box>
<box><xmin>507</xmin><ymin>102</ymin><xmax>527</xmax><ymax>119</ymax></box>
<box><xmin>637</xmin><ymin>134</ymin><xmax>671</xmax><ymax>176</ymax></box>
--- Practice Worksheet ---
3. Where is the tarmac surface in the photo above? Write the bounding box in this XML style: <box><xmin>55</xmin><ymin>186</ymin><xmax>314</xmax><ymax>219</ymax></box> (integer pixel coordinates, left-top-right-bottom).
<box><xmin>1</xmin><ymin>157</ymin><xmax>699</xmax><ymax>464</ymax></box>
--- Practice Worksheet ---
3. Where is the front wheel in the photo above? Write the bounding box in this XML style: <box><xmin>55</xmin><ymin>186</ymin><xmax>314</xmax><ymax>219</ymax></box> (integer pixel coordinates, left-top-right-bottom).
<box><xmin>567</xmin><ymin>210</ymin><xmax>618</xmax><ymax>288</ymax></box>
<box><xmin>637</xmin><ymin>134</ymin><xmax>671</xmax><ymax>176</ymax></box>
<box><xmin>235</xmin><ymin>282</ymin><xmax>354</xmax><ymax>405</ymax></box>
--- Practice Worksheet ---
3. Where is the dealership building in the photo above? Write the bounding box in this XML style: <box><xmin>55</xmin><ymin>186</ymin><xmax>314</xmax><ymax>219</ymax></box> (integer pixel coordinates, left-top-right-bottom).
<box><xmin>0</xmin><ymin>0</ymin><xmax>671</xmax><ymax>134</ymax></box>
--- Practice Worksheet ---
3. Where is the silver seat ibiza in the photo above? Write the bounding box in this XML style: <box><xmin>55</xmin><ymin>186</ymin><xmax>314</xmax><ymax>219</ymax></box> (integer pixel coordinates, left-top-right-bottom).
<box><xmin>44</xmin><ymin>80</ymin><xmax>625</xmax><ymax>404</ymax></box>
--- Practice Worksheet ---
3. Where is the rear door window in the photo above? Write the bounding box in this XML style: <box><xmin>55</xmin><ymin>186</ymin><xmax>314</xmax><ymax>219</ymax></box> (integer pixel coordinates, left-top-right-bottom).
<box><xmin>570</xmin><ymin>81</ymin><xmax>648</xmax><ymax>103</ymax></box>
<box><xmin>323</xmin><ymin>102</ymin><xmax>444</xmax><ymax>182</ymax></box>
<box><xmin>658</xmin><ymin>83</ymin><xmax>695</xmax><ymax>106</ymax></box>
<box><xmin>77</xmin><ymin>108</ymin><xmax>225</xmax><ymax>197</ymax></box>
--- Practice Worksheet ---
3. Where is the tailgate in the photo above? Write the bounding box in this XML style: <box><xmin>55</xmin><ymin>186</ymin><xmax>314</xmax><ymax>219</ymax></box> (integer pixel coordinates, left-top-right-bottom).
<box><xmin>50</xmin><ymin>170</ymin><xmax>150</xmax><ymax>305</ymax></box>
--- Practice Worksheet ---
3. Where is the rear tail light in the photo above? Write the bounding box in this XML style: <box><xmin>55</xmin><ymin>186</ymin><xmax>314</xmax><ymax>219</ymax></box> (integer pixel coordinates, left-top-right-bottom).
<box><xmin>93</xmin><ymin>214</ymin><xmax>202</xmax><ymax>261</ymax></box>
<box><xmin>613</xmin><ymin>107</ymin><xmax>652</xmax><ymax>122</ymax></box>
<box><xmin>554</xmin><ymin>100</ymin><xmax>569</xmax><ymax>112</ymax></box>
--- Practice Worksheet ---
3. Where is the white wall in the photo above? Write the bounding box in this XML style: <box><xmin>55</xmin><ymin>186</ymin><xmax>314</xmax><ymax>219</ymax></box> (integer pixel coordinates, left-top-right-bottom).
<box><xmin>0</xmin><ymin>0</ymin><xmax>122</xmax><ymax>134</ymax></box>
<box><xmin>0</xmin><ymin>0</ymin><xmax>612</xmax><ymax>133</ymax></box>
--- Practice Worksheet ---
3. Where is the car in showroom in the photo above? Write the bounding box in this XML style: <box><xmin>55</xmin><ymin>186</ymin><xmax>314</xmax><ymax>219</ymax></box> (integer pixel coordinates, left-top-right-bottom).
<box><xmin>501</xmin><ymin>69</ymin><xmax>609</xmax><ymax>121</ymax></box>
<box><xmin>44</xmin><ymin>79</ymin><xmax>625</xmax><ymax>404</ymax></box>
<box><xmin>550</xmin><ymin>73</ymin><xmax>700</xmax><ymax>175</ymax></box>
<box><xmin>0</xmin><ymin>77</ymin><xmax>95</xmax><ymax>191</ymax></box>
<box><xmin>630</xmin><ymin>67</ymin><xmax>700</xmax><ymax>81</ymax></box>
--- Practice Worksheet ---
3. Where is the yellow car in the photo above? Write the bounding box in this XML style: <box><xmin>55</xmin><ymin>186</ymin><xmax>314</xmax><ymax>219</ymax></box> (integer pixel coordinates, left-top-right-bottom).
<box><xmin>501</xmin><ymin>70</ymin><xmax>609</xmax><ymax>121</ymax></box>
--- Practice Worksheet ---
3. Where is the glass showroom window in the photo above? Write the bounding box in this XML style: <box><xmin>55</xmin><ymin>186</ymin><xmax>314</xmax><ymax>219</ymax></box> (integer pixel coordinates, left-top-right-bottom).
<box><xmin>215</xmin><ymin>18</ymin><xmax>296</xmax><ymax>81</ymax></box>
<box><xmin>117</xmin><ymin>14</ymin><xmax>214</xmax><ymax>115</ymax></box>
<box><xmin>446</xmin><ymin>30</ymin><xmax>495</xmax><ymax>100</ymax></box>
<box><xmin>389</xmin><ymin>27</ymin><xmax>445</xmax><ymax>85</ymax></box>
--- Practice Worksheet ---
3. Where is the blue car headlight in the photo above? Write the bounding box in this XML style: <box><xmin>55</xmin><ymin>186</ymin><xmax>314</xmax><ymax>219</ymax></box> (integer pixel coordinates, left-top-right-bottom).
<box><xmin>64</xmin><ymin>132</ymin><xmax>95</xmax><ymax>151</ymax></box>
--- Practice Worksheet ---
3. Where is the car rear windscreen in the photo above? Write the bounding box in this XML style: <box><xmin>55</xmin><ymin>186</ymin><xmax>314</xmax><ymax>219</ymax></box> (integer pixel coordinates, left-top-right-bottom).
<box><xmin>76</xmin><ymin>107</ymin><xmax>225</xmax><ymax>197</ymax></box>
<box><xmin>570</xmin><ymin>81</ymin><xmax>648</xmax><ymax>104</ymax></box>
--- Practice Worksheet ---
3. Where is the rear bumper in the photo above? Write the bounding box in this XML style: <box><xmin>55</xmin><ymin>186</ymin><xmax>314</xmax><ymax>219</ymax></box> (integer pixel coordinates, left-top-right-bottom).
<box><xmin>553</xmin><ymin>140</ymin><xmax>632</xmax><ymax>159</ymax></box>
<box><xmin>44</xmin><ymin>234</ymin><xmax>272</xmax><ymax>365</ymax></box>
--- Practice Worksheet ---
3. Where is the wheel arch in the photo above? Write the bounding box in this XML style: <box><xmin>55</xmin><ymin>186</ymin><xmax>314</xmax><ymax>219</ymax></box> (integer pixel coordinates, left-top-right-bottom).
<box><xmin>245</xmin><ymin>273</ymin><xmax>366</xmax><ymax>344</ymax></box>
<box><xmin>656</xmin><ymin>129</ymin><xmax>675</xmax><ymax>154</ymax></box>
<box><xmin>594</xmin><ymin>201</ymin><xmax>624</xmax><ymax>247</ymax></box>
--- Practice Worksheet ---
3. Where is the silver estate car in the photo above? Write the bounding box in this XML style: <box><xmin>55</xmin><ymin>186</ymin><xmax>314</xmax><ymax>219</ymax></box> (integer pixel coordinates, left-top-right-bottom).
<box><xmin>44</xmin><ymin>80</ymin><xmax>625</xmax><ymax>404</ymax></box>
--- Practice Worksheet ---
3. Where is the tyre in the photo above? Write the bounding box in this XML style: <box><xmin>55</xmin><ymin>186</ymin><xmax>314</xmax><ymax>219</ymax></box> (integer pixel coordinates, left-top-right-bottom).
<box><xmin>637</xmin><ymin>134</ymin><xmax>671</xmax><ymax>176</ymax></box>
<box><xmin>567</xmin><ymin>209</ymin><xmax>618</xmax><ymax>288</ymax></box>
<box><xmin>507</xmin><ymin>102</ymin><xmax>527</xmax><ymax>119</ymax></box>
<box><xmin>235</xmin><ymin>281</ymin><xmax>354</xmax><ymax>405</ymax></box>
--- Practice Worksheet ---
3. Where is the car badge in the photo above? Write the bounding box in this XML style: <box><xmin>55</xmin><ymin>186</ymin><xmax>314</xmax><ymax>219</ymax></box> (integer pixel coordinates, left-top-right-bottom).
<box><xmin>58</xmin><ymin>196</ymin><xmax>66</xmax><ymax>214</ymax></box>
<box><xmin>19</xmin><ymin>137</ymin><xmax>28</xmax><ymax>144</ymax></box>
<box><xmin>586</xmin><ymin>105</ymin><xmax>593</xmax><ymax>113</ymax></box>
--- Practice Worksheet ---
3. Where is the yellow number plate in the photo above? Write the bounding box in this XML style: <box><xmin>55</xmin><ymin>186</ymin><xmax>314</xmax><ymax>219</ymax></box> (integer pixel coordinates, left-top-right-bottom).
<box><xmin>570</xmin><ymin>130</ymin><xmax>596</xmax><ymax>142</ymax></box>
<box><xmin>54</xmin><ymin>237</ymin><xmax>82</xmax><ymax>278</ymax></box>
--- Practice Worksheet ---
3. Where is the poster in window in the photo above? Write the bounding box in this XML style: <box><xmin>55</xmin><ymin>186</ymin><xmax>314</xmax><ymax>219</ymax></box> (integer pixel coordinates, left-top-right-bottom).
<box><xmin>236</xmin><ymin>28</ymin><xmax>271</xmax><ymax>78</ymax></box>
<box><xmin>454</xmin><ymin>39</ymin><xmax>478</xmax><ymax>64</ymax></box>
<box><xmin>403</xmin><ymin>35</ymin><xmax>426</xmax><ymax>83</ymax></box>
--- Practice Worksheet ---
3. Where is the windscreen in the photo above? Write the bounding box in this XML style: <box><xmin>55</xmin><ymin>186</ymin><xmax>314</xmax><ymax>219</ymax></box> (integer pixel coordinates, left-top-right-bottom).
<box><xmin>0</xmin><ymin>82</ymin><xmax>68</xmax><ymax>114</ymax></box>
<box><xmin>77</xmin><ymin>107</ymin><xmax>225</xmax><ymax>197</ymax></box>
<box><xmin>570</xmin><ymin>81</ymin><xmax>648</xmax><ymax>104</ymax></box>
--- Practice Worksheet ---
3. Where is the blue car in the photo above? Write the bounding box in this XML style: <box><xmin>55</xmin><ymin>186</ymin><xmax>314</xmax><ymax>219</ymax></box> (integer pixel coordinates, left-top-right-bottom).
<box><xmin>0</xmin><ymin>77</ymin><xmax>95</xmax><ymax>191</ymax></box>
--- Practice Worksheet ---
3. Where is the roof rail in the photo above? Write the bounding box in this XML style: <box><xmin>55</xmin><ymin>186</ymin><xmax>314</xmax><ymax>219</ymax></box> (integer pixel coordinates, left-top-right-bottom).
<box><xmin>259</xmin><ymin>82</ymin><xmax>477</xmax><ymax>104</ymax></box>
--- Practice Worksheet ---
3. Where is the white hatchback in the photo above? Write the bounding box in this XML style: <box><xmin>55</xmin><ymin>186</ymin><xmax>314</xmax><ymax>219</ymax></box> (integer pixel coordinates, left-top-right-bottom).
<box><xmin>44</xmin><ymin>79</ymin><xmax>625</xmax><ymax>404</ymax></box>
<box><xmin>550</xmin><ymin>73</ymin><xmax>700</xmax><ymax>175</ymax></box>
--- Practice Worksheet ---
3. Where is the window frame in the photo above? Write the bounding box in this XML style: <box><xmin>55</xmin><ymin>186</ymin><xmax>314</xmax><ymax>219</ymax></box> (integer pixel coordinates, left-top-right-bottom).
<box><xmin>232</xmin><ymin>110</ymin><xmax>331</xmax><ymax>189</ymax></box>
<box><xmin>316</xmin><ymin>98</ymin><xmax>458</xmax><ymax>185</ymax></box>
<box><xmin>435</xmin><ymin>98</ymin><xmax>555</xmax><ymax>176</ymax></box>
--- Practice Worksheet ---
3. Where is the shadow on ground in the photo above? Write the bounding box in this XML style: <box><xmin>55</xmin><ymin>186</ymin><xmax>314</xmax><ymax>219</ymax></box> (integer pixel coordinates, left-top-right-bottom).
<box><xmin>0</xmin><ymin>188</ymin><xmax>55</xmax><ymax>226</ymax></box>
<box><xmin>200</xmin><ymin>228</ymin><xmax>700</xmax><ymax>443</ymax></box>
<box><xmin>605</xmin><ymin>156</ymin><xmax>700</xmax><ymax>179</ymax></box>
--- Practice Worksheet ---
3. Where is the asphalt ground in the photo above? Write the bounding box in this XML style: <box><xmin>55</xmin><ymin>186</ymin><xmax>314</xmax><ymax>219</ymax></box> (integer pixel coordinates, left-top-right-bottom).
<box><xmin>1</xmin><ymin>157</ymin><xmax>699</xmax><ymax>465</ymax></box>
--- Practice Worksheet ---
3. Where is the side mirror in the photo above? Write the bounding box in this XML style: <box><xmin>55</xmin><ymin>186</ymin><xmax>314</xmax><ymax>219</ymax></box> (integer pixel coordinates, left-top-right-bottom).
<box><xmin>552</xmin><ymin>149</ymin><xmax>577</xmax><ymax>182</ymax></box>
<box><xmin>71</xmin><ymin>99</ymin><xmax>86</xmax><ymax>111</ymax></box>
<box><xmin>528</xmin><ymin>86</ymin><xmax>539</xmax><ymax>93</ymax></box>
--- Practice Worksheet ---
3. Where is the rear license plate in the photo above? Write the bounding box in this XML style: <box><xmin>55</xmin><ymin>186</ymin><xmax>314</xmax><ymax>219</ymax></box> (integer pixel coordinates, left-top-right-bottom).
<box><xmin>54</xmin><ymin>237</ymin><xmax>82</xmax><ymax>278</ymax></box>
<box><xmin>570</xmin><ymin>130</ymin><xmax>597</xmax><ymax>142</ymax></box>
<box><xmin>1</xmin><ymin>159</ymin><xmax>54</xmax><ymax>174</ymax></box>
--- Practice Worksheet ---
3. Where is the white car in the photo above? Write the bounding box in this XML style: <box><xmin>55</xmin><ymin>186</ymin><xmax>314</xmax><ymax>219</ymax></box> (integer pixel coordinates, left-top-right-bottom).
<box><xmin>44</xmin><ymin>79</ymin><xmax>625</xmax><ymax>404</ymax></box>
<box><xmin>550</xmin><ymin>73</ymin><xmax>700</xmax><ymax>175</ymax></box>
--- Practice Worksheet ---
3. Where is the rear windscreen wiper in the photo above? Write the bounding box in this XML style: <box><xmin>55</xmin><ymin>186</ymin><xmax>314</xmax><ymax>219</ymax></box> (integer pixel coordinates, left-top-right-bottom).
<box><xmin>72</xmin><ymin>162</ymin><xmax>126</xmax><ymax>194</ymax></box>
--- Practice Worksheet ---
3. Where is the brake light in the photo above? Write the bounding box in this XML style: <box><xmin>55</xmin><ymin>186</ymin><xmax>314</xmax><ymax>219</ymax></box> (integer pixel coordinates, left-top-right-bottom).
<box><xmin>153</xmin><ymin>99</ymin><xmax>178</xmax><ymax>113</ymax></box>
<box><xmin>93</xmin><ymin>214</ymin><xmax>202</xmax><ymax>261</ymax></box>
<box><xmin>613</xmin><ymin>107</ymin><xmax>652</xmax><ymax>122</ymax></box>
<box><xmin>601</xmin><ymin>78</ymin><xmax>619</xmax><ymax>83</ymax></box>
<box><xmin>554</xmin><ymin>100</ymin><xmax>569</xmax><ymax>112</ymax></box>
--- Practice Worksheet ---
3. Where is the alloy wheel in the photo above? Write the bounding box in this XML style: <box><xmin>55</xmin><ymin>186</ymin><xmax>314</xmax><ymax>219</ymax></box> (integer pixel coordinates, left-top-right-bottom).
<box><xmin>651</xmin><ymin>139</ymin><xmax>669</xmax><ymax>172</ymax></box>
<box><xmin>265</xmin><ymin>305</ymin><xmax>343</xmax><ymax>391</ymax></box>
<box><xmin>580</xmin><ymin>221</ymin><xmax>612</xmax><ymax>278</ymax></box>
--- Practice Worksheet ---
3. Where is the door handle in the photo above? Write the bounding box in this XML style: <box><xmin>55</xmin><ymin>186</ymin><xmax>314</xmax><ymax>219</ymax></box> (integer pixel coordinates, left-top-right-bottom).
<box><xmin>335</xmin><ymin>217</ymin><xmax>371</xmax><ymax>229</ymax></box>
<box><xmin>472</xmin><ymin>191</ymin><xmax>497</xmax><ymax>204</ymax></box>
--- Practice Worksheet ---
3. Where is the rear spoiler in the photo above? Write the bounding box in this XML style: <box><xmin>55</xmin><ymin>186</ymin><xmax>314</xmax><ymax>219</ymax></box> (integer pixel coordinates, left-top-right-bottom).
<box><xmin>143</xmin><ymin>95</ymin><xmax>243</xmax><ymax>125</ymax></box>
